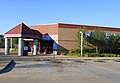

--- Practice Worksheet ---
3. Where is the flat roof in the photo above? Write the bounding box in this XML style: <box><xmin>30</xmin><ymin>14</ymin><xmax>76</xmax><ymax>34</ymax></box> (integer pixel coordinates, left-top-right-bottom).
<box><xmin>29</xmin><ymin>23</ymin><xmax>120</xmax><ymax>32</ymax></box>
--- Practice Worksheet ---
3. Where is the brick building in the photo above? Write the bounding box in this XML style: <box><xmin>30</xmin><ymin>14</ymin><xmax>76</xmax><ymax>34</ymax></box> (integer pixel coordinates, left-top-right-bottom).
<box><xmin>4</xmin><ymin>23</ymin><xmax>120</xmax><ymax>55</ymax></box>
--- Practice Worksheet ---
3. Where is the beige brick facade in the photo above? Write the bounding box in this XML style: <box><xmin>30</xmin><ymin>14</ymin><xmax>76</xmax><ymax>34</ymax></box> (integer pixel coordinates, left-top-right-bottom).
<box><xmin>57</xmin><ymin>28</ymin><xmax>79</xmax><ymax>53</ymax></box>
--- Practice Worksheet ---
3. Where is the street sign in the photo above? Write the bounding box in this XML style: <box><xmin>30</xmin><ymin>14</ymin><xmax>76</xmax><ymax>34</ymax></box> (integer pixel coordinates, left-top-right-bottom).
<box><xmin>53</xmin><ymin>42</ymin><xmax>57</xmax><ymax>50</ymax></box>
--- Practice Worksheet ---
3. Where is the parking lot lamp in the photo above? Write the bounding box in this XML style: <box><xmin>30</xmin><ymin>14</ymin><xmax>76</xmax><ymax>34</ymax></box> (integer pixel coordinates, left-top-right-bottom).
<box><xmin>79</xmin><ymin>31</ymin><xmax>83</xmax><ymax>57</ymax></box>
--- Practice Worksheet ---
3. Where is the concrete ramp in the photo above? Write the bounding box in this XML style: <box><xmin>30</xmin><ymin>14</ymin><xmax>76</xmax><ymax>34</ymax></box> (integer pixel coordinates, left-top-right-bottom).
<box><xmin>0</xmin><ymin>60</ymin><xmax>16</xmax><ymax>74</ymax></box>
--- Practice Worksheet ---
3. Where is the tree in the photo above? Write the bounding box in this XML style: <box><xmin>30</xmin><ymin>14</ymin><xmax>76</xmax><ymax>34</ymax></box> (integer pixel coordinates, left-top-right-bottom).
<box><xmin>76</xmin><ymin>29</ymin><xmax>120</xmax><ymax>54</ymax></box>
<box><xmin>0</xmin><ymin>35</ymin><xmax>4</xmax><ymax>48</ymax></box>
<box><xmin>88</xmin><ymin>29</ymin><xmax>105</xmax><ymax>53</ymax></box>
<box><xmin>105</xmin><ymin>33</ymin><xmax>120</xmax><ymax>53</ymax></box>
<box><xmin>12</xmin><ymin>38</ymin><xmax>18</xmax><ymax>50</ymax></box>
<box><xmin>12</xmin><ymin>38</ymin><xmax>18</xmax><ymax>44</ymax></box>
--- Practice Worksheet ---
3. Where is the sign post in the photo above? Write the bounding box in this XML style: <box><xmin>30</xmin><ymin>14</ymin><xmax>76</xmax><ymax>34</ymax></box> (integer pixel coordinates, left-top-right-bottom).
<box><xmin>53</xmin><ymin>42</ymin><xmax>57</xmax><ymax>61</ymax></box>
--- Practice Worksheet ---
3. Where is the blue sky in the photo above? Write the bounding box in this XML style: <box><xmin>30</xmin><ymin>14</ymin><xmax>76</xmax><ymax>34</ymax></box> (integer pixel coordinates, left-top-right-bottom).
<box><xmin>0</xmin><ymin>0</ymin><xmax>120</xmax><ymax>34</ymax></box>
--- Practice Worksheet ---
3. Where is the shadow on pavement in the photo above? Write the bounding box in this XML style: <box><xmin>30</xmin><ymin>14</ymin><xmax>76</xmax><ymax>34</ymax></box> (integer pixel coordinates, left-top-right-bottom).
<box><xmin>0</xmin><ymin>60</ymin><xmax>16</xmax><ymax>74</ymax></box>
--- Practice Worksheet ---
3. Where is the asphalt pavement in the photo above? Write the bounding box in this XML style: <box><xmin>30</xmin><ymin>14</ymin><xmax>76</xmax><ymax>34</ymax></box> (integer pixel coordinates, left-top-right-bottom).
<box><xmin>0</xmin><ymin>48</ymin><xmax>120</xmax><ymax>83</ymax></box>
<box><xmin>0</xmin><ymin>57</ymin><xmax>120</xmax><ymax>83</ymax></box>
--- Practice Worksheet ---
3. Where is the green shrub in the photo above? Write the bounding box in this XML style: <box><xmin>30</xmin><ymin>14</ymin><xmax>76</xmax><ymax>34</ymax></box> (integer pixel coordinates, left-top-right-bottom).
<box><xmin>87</xmin><ymin>53</ymin><xmax>100</xmax><ymax>57</ymax></box>
<box><xmin>67</xmin><ymin>53</ymin><xmax>80</xmax><ymax>57</ymax></box>
<box><xmin>68</xmin><ymin>49</ymin><xmax>75</xmax><ymax>53</ymax></box>
<box><xmin>103</xmin><ymin>54</ymin><xmax>116</xmax><ymax>57</ymax></box>
<box><xmin>115</xmin><ymin>55</ymin><xmax>117</xmax><ymax>57</ymax></box>
<box><xmin>60</xmin><ymin>52</ymin><xmax>67</xmax><ymax>55</ymax></box>
<box><xmin>11</xmin><ymin>48</ymin><xmax>18</xmax><ymax>52</ymax></box>
<box><xmin>67</xmin><ymin>49</ymin><xmax>120</xmax><ymax>57</ymax></box>
<box><xmin>116</xmin><ymin>55</ymin><xmax>120</xmax><ymax>57</ymax></box>
<box><xmin>84</xmin><ymin>53</ymin><xmax>89</xmax><ymax>57</ymax></box>
<box><xmin>67</xmin><ymin>49</ymin><xmax>81</xmax><ymax>57</ymax></box>
<box><xmin>68</xmin><ymin>49</ymin><xmax>80</xmax><ymax>53</ymax></box>
<box><xmin>111</xmin><ymin>54</ymin><xmax>116</xmax><ymax>57</ymax></box>
<box><xmin>84</xmin><ymin>49</ymin><xmax>96</xmax><ymax>53</ymax></box>
<box><xmin>86</xmin><ymin>53</ymin><xmax>105</xmax><ymax>57</ymax></box>
<box><xmin>86</xmin><ymin>53</ymin><xmax>120</xmax><ymax>57</ymax></box>
<box><xmin>99</xmin><ymin>53</ymin><xmax>105</xmax><ymax>57</ymax></box>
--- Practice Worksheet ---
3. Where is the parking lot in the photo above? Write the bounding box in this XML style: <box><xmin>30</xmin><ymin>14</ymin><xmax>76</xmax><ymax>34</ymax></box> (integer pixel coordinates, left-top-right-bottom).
<box><xmin>0</xmin><ymin>48</ymin><xmax>120</xmax><ymax>83</ymax></box>
<box><xmin>0</xmin><ymin>57</ymin><xmax>120</xmax><ymax>83</ymax></box>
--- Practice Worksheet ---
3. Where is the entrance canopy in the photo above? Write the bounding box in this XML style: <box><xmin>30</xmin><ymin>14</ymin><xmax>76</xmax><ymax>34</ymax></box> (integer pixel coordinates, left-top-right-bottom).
<box><xmin>5</xmin><ymin>23</ymin><xmax>42</xmax><ymax>39</ymax></box>
<box><xmin>4</xmin><ymin>23</ymin><xmax>42</xmax><ymax>56</ymax></box>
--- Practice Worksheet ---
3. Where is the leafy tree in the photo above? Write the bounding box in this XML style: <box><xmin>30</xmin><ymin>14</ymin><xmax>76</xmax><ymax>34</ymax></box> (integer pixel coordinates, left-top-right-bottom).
<box><xmin>0</xmin><ymin>35</ymin><xmax>4</xmax><ymax>48</ymax></box>
<box><xmin>77</xmin><ymin>29</ymin><xmax>120</xmax><ymax>54</ymax></box>
<box><xmin>12</xmin><ymin>38</ymin><xmax>18</xmax><ymax>50</ymax></box>
<box><xmin>12</xmin><ymin>38</ymin><xmax>18</xmax><ymax>44</ymax></box>
<box><xmin>105</xmin><ymin>33</ymin><xmax>120</xmax><ymax>53</ymax></box>
<box><xmin>87</xmin><ymin>29</ymin><xmax>105</xmax><ymax>53</ymax></box>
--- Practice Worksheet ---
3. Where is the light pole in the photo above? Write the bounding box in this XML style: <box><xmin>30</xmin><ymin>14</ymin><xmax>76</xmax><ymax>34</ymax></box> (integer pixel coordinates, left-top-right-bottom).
<box><xmin>79</xmin><ymin>31</ymin><xmax>83</xmax><ymax>57</ymax></box>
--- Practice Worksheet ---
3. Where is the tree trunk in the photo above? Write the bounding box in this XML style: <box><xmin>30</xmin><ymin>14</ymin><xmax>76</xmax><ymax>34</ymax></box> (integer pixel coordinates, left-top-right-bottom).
<box><xmin>96</xmin><ymin>45</ymin><xmax>98</xmax><ymax>54</ymax></box>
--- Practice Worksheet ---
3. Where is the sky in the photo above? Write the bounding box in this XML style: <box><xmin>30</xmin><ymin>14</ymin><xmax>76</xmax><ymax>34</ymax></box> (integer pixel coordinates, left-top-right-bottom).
<box><xmin>0</xmin><ymin>0</ymin><xmax>120</xmax><ymax>35</ymax></box>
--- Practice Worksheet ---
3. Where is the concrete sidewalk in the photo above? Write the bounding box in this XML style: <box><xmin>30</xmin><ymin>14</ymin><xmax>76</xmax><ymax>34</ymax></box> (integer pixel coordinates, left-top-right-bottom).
<box><xmin>29</xmin><ymin>55</ymin><xmax>120</xmax><ymax>60</ymax></box>
<box><xmin>1</xmin><ymin>54</ymin><xmax>120</xmax><ymax>60</ymax></box>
